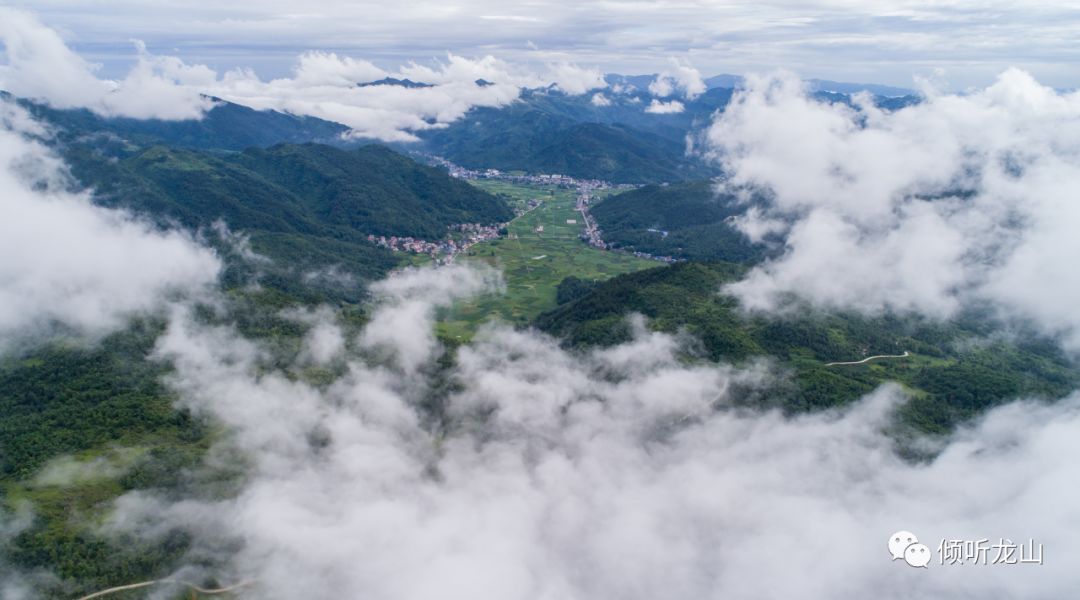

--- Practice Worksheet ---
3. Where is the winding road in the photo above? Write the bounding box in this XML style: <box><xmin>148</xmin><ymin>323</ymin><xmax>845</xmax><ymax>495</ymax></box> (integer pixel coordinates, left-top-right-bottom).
<box><xmin>75</xmin><ymin>578</ymin><xmax>254</xmax><ymax>600</ymax></box>
<box><xmin>824</xmin><ymin>351</ymin><xmax>911</xmax><ymax>366</ymax></box>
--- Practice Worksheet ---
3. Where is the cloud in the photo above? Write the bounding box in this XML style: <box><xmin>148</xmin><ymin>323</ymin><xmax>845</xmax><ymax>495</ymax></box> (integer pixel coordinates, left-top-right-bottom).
<box><xmin>707</xmin><ymin>69</ymin><xmax>1080</xmax><ymax>348</ymax></box>
<box><xmin>645</xmin><ymin>98</ymin><xmax>685</xmax><ymax>114</ymax></box>
<box><xmin>8</xmin><ymin>0</ymin><xmax>1080</xmax><ymax>90</ymax></box>
<box><xmin>0</xmin><ymin>8</ymin><xmax>214</xmax><ymax>119</ymax></box>
<box><xmin>545</xmin><ymin>62</ymin><xmax>606</xmax><ymax>95</ymax></box>
<box><xmin>648</xmin><ymin>58</ymin><xmax>706</xmax><ymax>100</ymax></box>
<box><xmin>0</xmin><ymin>99</ymin><xmax>220</xmax><ymax>347</ymax></box>
<box><xmin>359</xmin><ymin>264</ymin><xmax>502</xmax><ymax>374</ymax></box>
<box><xmin>289</xmin><ymin>51</ymin><xmax>386</xmax><ymax>87</ymax></box>
<box><xmin>0</xmin><ymin>11</ymin><xmax>610</xmax><ymax>142</ymax></box>
<box><xmin>93</xmin><ymin>265</ymin><xmax>1080</xmax><ymax>599</ymax></box>
<box><xmin>590</xmin><ymin>93</ymin><xmax>611</xmax><ymax>106</ymax></box>
<box><xmin>214</xmin><ymin>53</ymin><xmax>594</xmax><ymax>141</ymax></box>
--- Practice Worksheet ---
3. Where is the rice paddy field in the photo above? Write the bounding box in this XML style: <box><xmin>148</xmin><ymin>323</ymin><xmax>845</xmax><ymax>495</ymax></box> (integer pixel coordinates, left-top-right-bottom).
<box><xmin>437</xmin><ymin>180</ymin><xmax>657</xmax><ymax>340</ymax></box>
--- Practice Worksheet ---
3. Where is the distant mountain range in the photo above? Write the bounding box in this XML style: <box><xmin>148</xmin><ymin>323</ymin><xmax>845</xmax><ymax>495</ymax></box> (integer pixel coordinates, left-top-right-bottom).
<box><xmin>13</xmin><ymin>93</ymin><xmax>349</xmax><ymax>151</ymax></box>
<box><xmin>6</xmin><ymin>70</ymin><xmax>920</xmax><ymax>187</ymax></box>
<box><xmin>415</xmin><ymin>80</ymin><xmax>917</xmax><ymax>183</ymax></box>
<box><xmin>613</xmin><ymin>73</ymin><xmax>916</xmax><ymax>97</ymax></box>
<box><xmin>358</xmin><ymin>77</ymin><xmax>434</xmax><ymax>89</ymax></box>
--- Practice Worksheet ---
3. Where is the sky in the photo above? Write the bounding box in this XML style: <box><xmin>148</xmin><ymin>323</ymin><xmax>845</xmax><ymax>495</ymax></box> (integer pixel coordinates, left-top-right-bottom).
<box><xmin>5</xmin><ymin>0</ymin><xmax>1080</xmax><ymax>90</ymax></box>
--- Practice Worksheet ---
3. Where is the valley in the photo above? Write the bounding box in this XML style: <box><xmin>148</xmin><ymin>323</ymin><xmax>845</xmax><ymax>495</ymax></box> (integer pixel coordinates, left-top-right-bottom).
<box><xmin>0</xmin><ymin>17</ymin><xmax>1077</xmax><ymax>596</ymax></box>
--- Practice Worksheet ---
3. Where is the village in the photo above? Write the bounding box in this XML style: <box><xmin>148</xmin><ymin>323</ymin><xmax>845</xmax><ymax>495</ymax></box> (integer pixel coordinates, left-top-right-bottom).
<box><xmin>382</xmin><ymin>155</ymin><xmax>680</xmax><ymax>264</ymax></box>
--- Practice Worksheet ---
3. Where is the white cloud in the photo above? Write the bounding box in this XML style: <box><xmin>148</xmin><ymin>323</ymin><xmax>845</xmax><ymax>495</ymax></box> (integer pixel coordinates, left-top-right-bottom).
<box><xmin>590</xmin><ymin>92</ymin><xmax>611</xmax><ymax>106</ymax></box>
<box><xmin>359</xmin><ymin>264</ymin><xmax>502</xmax><ymax>374</ymax></box>
<box><xmin>0</xmin><ymin>11</ymin><xmax>610</xmax><ymax>141</ymax></box>
<box><xmin>707</xmin><ymin>69</ymin><xmax>1080</xmax><ymax>348</ymax></box>
<box><xmin>100</xmin><ymin>264</ymin><xmax>1080</xmax><ymax>600</ymax></box>
<box><xmin>645</xmin><ymin>98</ymin><xmax>685</xmax><ymax>114</ymax></box>
<box><xmin>649</xmin><ymin>58</ymin><xmax>706</xmax><ymax>100</ymax></box>
<box><xmin>218</xmin><ymin>54</ymin><xmax>605</xmax><ymax>141</ymax></box>
<box><xmin>289</xmin><ymin>51</ymin><xmax>386</xmax><ymax>87</ymax></box>
<box><xmin>0</xmin><ymin>99</ymin><xmax>220</xmax><ymax>346</ymax></box>
<box><xmin>544</xmin><ymin>62</ymin><xmax>606</xmax><ymax>95</ymax></box>
<box><xmin>0</xmin><ymin>8</ymin><xmax>214</xmax><ymax>119</ymax></box>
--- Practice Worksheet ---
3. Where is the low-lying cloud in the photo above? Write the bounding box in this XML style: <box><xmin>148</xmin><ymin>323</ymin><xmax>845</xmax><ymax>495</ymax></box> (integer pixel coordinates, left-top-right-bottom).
<box><xmin>0</xmin><ymin>8</ymin><xmax>216</xmax><ymax>119</ymax></box>
<box><xmin>645</xmin><ymin>98</ymin><xmax>685</xmax><ymax>114</ymax></box>
<box><xmin>0</xmin><ymin>8</ymin><xmax>609</xmax><ymax>141</ymax></box>
<box><xmin>0</xmin><ymin>99</ymin><xmax>219</xmax><ymax>348</ymax></box>
<box><xmin>707</xmin><ymin>69</ymin><xmax>1080</xmax><ymax>348</ymax></box>
<box><xmin>648</xmin><ymin>58</ymin><xmax>706</xmax><ymax>100</ymax></box>
<box><xmin>99</xmin><ymin>265</ymin><xmax>1080</xmax><ymax>600</ymax></box>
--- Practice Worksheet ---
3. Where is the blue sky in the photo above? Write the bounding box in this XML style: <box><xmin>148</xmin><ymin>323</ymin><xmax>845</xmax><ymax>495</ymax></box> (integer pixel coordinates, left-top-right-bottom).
<box><xmin>6</xmin><ymin>0</ymin><xmax>1080</xmax><ymax>89</ymax></box>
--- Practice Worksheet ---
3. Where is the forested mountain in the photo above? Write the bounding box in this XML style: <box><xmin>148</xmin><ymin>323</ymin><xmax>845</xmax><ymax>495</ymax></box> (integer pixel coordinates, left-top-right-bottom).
<box><xmin>14</xmin><ymin>94</ymin><xmax>349</xmax><ymax>151</ymax></box>
<box><xmin>590</xmin><ymin>181</ymin><xmax>765</xmax><ymax>261</ymax></box>
<box><xmin>537</xmin><ymin>262</ymin><xmax>1079</xmax><ymax>432</ymax></box>
<box><xmin>418</xmin><ymin>88</ymin><xmax>725</xmax><ymax>182</ymax></box>
<box><xmin>64</xmin><ymin>142</ymin><xmax>512</xmax><ymax>299</ymax></box>
<box><xmin>418</xmin><ymin>85</ymin><xmax>919</xmax><ymax>183</ymax></box>
<box><xmin>234</xmin><ymin>143</ymin><xmax>514</xmax><ymax>237</ymax></box>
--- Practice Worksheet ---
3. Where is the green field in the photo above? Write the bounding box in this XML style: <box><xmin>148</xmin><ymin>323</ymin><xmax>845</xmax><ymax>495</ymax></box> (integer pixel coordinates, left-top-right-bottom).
<box><xmin>439</xmin><ymin>180</ymin><xmax>657</xmax><ymax>339</ymax></box>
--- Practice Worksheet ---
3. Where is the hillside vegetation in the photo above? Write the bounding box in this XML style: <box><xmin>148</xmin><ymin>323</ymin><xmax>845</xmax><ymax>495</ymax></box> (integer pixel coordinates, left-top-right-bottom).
<box><xmin>65</xmin><ymin>142</ymin><xmax>512</xmax><ymax>300</ymax></box>
<box><xmin>590</xmin><ymin>181</ymin><xmax>764</xmax><ymax>261</ymax></box>
<box><xmin>16</xmin><ymin>94</ymin><xmax>349</xmax><ymax>150</ymax></box>
<box><xmin>536</xmin><ymin>262</ymin><xmax>1079</xmax><ymax>431</ymax></box>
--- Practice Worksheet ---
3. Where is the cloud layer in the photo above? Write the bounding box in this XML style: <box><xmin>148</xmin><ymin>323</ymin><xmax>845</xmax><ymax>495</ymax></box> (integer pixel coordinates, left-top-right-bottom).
<box><xmin>0</xmin><ymin>99</ymin><xmax>219</xmax><ymax>347</ymax></box>
<box><xmin>7</xmin><ymin>0</ymin><xmax>1080</xmax><ymax>89</ymax></box>
<box><xmin>0</xmin><ymin>9</ymin><xmax>611</xmax><ymax>141</ymax></box>
<box><xmin>0</xmin><ymin>9</ymin><xmax>215</xmax><ymax>119</ymax></box>
<box><xmin>708</xmin><ymin>69</ymin><xmax>1080</xmax><ymax>348</ymax></box>
<box><xmin>97</xmin><ymin>265</ymin><xmax>1080</xmax><ymax>600</ymax></box>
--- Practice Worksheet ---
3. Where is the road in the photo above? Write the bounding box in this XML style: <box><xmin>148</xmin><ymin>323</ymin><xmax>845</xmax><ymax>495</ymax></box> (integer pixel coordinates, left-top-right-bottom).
<box><xmin>76</xmin><ymin>578</ymin><xmax>254</xmax><ymax>600</ymax></box>
<box><xmin>824</xmin><ymin>351</ymin><xmax>911</xmax><ymax>366</ymax></box>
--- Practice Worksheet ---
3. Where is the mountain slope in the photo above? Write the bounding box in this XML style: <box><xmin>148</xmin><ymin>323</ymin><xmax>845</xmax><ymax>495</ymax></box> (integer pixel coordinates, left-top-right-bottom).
<box><xmin>591</xmin><ymin>181</ymin><xmax>763</xmax><ymax>261</ymax></box>
<box><xmin>235</xmin><ymin>143</ymin><xmax>513</xmax><ymax>238</ymax></box>
<box><xmin>528</xmin><ymin>123</ymin><xmax>713</xmax><ymax>181</ymax></box>
<box><xmin>419</xmin><ymin>90</ymin><xmax>720</xmax><ymax>183</ymax></box>
<box><xmin>15</xmin><ymin>94</ymin><xmax>349</xmax><ymax>150</ymax></box>
<box><xmin>65</xmin><ymin>142</ymin><xmax>512</xmax><ymax>299</ymax></box>
<box><xmin>536</xmin><ymin>262</ymin><xmax>1079</xmax><ymax>429</ymax></box>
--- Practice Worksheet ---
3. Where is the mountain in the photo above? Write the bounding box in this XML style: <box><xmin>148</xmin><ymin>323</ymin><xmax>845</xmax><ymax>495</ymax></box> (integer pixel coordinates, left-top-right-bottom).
<box><xmin>358</xmin><ymin>77</ymin><xmax>434</xmax><ymax>88</ymax></box>
<box><xmin>701</xmin><ymin>74</ymin><xmax>917</xmax><ymax>97</ymax></box>
<box><xmin>529</xmin><ymin>122</ymin><xmax>715</xmax><ymax>181</ymax></box>
<box><xmin>536</xmin><ymin>261</ymin><xmax>1079</xmax><ymax>430</ymax></box>
<box><xmin>805</xmin><ymin>78</ymin><xmax>916</xmax><ymax>97</ymax></box>
<box><xmin>13</xmin><ymin>94</ymin><xmax>349</xmax><ymax>151</ymax></box>
<box><xmin>419</xmin><ymin>89</ymin><xmax>722</xmax><ymax>183</ymax></box>
<box><xmin>65</xmin><ymin>142</ymin><xmax>512</xmax><ymax>299</ymax></box>
<box><xmin>418</xmin><ymin>82</ymin><xmax>919</xmax><ymax>183</ymax></box>
<box><xmin>590</xmin><ymin>181</ymin><xmax>764</xmax><ymax>261</ymax></box>
<box><xmin>234</xmin><ymin>143</ymin><xmax>513</xmax><ymax>237</ymax></box>
<box><xmin>603</xmin><ymin>73</ymin><xmax>659</xmax><ymax>91</ymax></box>
<box><xmin>703</xmin><ymin>74</ymin><xmax>744</xmax><ymax>89</ymax></box>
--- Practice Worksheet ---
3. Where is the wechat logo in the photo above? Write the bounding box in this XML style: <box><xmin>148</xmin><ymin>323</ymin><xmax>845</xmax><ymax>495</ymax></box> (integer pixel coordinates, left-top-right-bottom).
<box><xmin>889</xmin><ymin>530</ymin><xmax>931</xmax><ymax>568</ymax></box>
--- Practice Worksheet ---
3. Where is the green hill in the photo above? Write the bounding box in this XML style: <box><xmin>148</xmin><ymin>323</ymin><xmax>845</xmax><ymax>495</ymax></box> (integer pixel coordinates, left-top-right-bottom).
<box><xmin>529</xmin><ymin>123</ymin><xmax>714</xmax><ymax>182</ymax></box>
<box><xmin>14</xmin><ymin>94</ymin><xmax>349</xmax><ymax>150</ymax></box>
<box><xmin>591</xmin><ymin>181</ymin><xmax>764</xmax><ymax>261</ymax></box>
<box><xmin>235</xmin><ymin>143</ymin><xmax>513</xmax><ymax>238</ymax></box>
<box><xmin>536</xmin><ymin>262</ymin><xmax>1079</xmax><ymax>431</ymax></box>
<box><xmin>419</xmin><ymin>91</ymin><xmax>720</xmax><ymax>183</ymax></box>
<box><xmin>65</xmin><ymin>142</ymin><xmax>512</xmax><ymax>300</ymax></box>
